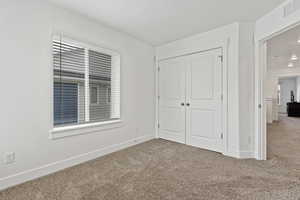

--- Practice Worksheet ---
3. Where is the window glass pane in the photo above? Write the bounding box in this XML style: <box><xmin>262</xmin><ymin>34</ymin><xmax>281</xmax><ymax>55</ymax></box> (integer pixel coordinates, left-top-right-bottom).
<box><xmin>278</xmin><ymin>84</ymin><xmax>281</xmax><ymax>105</ymax></box>
<box><xmin>53</xmin><ymin>39</ymin><xmax>85</xmax><ymax>127</ymax></box>
<box><xmin>90</xmin><ymin>86</ymin><xmax>98</xmax><ymax>104</ymax></box>
<box><xmin>54</xmin><ymin>83</ymin><xmax>78</xmax><ymax>126</ymax></box>
<box><xmin>89</xmin><ymin>50</ymin><xmax>113</xmax><ymax>122</ymax></box>
<box><xmin>107</xmin><ymin>87</ymin><xmax>111</xmax><ymax>103</ymax></box>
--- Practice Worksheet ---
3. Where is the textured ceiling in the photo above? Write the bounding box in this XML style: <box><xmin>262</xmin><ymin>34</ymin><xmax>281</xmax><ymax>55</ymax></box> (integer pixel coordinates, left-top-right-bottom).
<box><xmin>268</xmin><ymin>25</ymin><xmax>300</xmax><ymax>70</ymax></box>
<box><xmin>47</xmin><ymin>0</ymin><xmax>285</xmax><ymax>45</ymax></box>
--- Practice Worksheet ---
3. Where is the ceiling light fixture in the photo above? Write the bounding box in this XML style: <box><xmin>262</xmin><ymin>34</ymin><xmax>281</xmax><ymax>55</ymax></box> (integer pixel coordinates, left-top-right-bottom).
<box><xmin>291</xmin><ymin>54</ymin><xmax>298</xmax><ymax>61</ymax></box>
<box><xmin>288</xmin><ymin>62</ymin><xmax>294</xmax><ymax>67</ymax></box>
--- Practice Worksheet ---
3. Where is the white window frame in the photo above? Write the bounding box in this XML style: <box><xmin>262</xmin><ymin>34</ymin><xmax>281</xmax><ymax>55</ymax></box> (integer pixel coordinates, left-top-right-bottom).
<box><xmin>277</xmin><ymin>84</ymin><xmax>281</xmax><ymax>106</ymax></box>
<box><xmin>50</xmin><ymin>34</ymin><xmax>122</xmax><ymax>139</ymax></box>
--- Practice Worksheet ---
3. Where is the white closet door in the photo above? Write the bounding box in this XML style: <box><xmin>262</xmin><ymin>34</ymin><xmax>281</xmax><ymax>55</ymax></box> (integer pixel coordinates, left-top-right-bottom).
<box><xmin>159</xmin><ymin>57</ymin><xmax>186</xmax><ymax>144</ymax></box>
<box><xmin>186</xmin><ymin>49</ymin><xmax>223</xmax><ymax>153</ymax></box>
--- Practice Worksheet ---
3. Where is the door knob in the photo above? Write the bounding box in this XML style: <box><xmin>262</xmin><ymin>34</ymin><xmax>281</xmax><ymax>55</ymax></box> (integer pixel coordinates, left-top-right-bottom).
<box><xmin>186</xmin><ymin>103</ymin><xmax>190</xmax><ymax>106</ymax></box>
<box><xmin>181</xmin><ymin>103</ymin><xmax>185</xmax><ymax>106</ymax></box>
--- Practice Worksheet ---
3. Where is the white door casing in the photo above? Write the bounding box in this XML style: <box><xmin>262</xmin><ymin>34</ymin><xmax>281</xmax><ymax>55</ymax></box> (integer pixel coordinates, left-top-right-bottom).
<box><xmin>186</xmin><ymin>49</ymin><xmax>223</xmax><ymax>152</ymax></box>
<box><xmin>158</xmin><ymin>56</ymin><xmax>187</xmax><ymax>144</ymax></box>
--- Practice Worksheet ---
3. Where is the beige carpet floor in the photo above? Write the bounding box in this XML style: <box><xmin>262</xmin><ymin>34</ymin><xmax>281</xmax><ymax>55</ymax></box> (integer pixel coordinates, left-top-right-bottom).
<box><xmin>1</xmin><ymin>116</ymin><xmax>300</xmax><ymax>200</ymax></box>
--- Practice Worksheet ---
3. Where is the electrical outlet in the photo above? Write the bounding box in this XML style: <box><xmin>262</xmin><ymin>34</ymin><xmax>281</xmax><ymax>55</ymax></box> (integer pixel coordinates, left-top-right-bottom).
<box><xmin>4</xmin><ymin>152</ymin><xmax>15</xmax><ymax>164</ymax></box>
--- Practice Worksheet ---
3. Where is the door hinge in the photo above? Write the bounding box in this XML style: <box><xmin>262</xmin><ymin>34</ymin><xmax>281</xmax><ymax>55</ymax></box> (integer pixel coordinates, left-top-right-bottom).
<box><xmin>221</xmin><ymin>94</ymin><xmax>223</xmax><ymax>101</ymax></box>
<box><xmin>258</xmin><ymin>104</ymin><xmax>262</xmax><ymax>109</ymax></box>
<box><xmin>220</xmin><ymin>133</ymin><xmax>223</xmax><ymax>140</ymax></box>
<box><xmin>219</xmin><ymin>55</ymin><xmax>223</xmax><ymax>62</ymax></box>
<box><xmin>158</xmin><ymin>67</ymin><xmax>160</xmax><ymax>72</ymax></box>
<box><xmin>158</xmin><ymin>123</ymin><xmax>160</xmax><ymax>129</ymax></box>
<box><xmin>154</xmin><ymin>56</ymin><xmax>156</xmax><ymax>62</ymax></box>
<box><xmin>158</xmin><ymin>96</ymin><xmax>160</xmax><ymax>100</ymax></box>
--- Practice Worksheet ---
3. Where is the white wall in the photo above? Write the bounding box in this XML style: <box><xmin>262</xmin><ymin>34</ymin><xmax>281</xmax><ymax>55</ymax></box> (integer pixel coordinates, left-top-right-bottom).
<box><xmin>265</xmin><ymin>68</ymin><xmax>300</xmax><ymax>109</ymax></box>
<box><xmin>265</xmin><ymin>73</ymin><xmax>279</xmax><ymax>122</ymax></box>
<box><xmin>0</xmin><ymin>0</ymin><xmax>155</xmax><ymax>190</ymax></box>
<box><xmin>238</xmin><ymin>23</ymin><xmax>255</xmax><ymax>153</ymax></box>
<box><xmin>279</xmin><ymin>78</ymin><xmax>297</xmax><ymax>113</ymax></box>
<box><xmin>156</xmin><ymin>22</ymin><xmax>255</xmax><ymax>158</ymax></box>
<box><xmin>265</xmin><ymin>68</ymin><xmax>300</xmax><ymax>122</ymax></box>
<box><xmin>265</xmin><ymin>68</ymin><xmax>300</xmax><ymax>98</ymax></box>
<box><xmin>296</xmin><ymin>77</ymin><xmax>300</xmax><ymax>101</ymax></box>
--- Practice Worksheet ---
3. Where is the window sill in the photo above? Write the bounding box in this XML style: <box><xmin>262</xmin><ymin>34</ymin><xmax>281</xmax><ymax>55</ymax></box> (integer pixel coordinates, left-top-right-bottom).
<box><xmin>49</xmin><ymin>120</ymin><xmax>123</xmax><ymax>140</ymax></box>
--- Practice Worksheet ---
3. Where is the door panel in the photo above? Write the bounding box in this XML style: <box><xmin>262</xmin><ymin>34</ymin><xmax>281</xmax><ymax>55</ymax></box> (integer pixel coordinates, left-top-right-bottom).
<box><xmin>186</xmin><ymin>49</ymin><xmax>223</xmax><ymax>153</ymax></box>
<box><xmin>159</xmin><ymin>57</ymin><xmax>186</xmax><ymax>144</ymax></box>
<box><xmin>190</xmin><ymin>56</ymin><xmax>214</xmax><ymax>99</ymax></box>
<box><xmin>190</xmin><ymin>109</ymin><xmax>214</xmax><ymax>139</ymax></box>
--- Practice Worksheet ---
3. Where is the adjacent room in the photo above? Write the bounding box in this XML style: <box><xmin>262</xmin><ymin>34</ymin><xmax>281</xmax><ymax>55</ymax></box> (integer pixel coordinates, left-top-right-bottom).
<box><xmin>1</xmin><ymin>0</ymin><xmax>300</xmax><ymax>199</ymax></box>
<box><xmin>265</xmin><ymin>24</ymin><xmax>300</xmax><ymax>167</ymax></box>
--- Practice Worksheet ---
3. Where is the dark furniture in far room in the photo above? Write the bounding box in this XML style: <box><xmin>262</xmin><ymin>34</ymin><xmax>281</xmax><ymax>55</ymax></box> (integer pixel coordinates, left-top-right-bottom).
<box><xmin>287</xmin><ymin>102</ymin><xmax>300</xmax><ymax>117</ymax></box>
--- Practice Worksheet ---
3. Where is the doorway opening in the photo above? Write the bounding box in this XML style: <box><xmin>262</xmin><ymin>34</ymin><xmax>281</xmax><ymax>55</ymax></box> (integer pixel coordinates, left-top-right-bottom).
<box><xmin>260</xmin><ymin>24</ymin><xmax>300</xmax><ymax>161</ymax></box>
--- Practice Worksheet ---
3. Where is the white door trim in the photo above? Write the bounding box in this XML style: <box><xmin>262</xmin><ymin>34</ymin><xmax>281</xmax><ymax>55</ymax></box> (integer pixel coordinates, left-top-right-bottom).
<box><xmin>155</xmin><ymin>40</ymin><xmax>229</xmax><ymax>155</ymax></box>
<box><xmin>155</xmin><ymin>55</ymin><xmax>160</xmax><ymax>139</ymax></box>
<box><xmin>255</xmin><ymin>21</ymin><xmax>300</xmax><ymax>160</ymax></box>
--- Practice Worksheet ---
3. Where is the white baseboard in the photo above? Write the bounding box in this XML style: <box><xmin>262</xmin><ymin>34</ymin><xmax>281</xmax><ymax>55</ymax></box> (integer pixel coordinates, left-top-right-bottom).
<box><xmin>0</xmin><ymin>134</ymin><xmax>155</xmax><ymax>191</ymax></box>
<box><xmin>238</xmin><ymin>151</ymin><xmax>254</xmax><ymax>159</ymax></box>
<box><xmin>223</xmin><ymin>150</ymin><xmax>254</xmax><ymax>159</ymax></box>
<box><xmin>158</xmin><ymin>133</ymin><xmax>185</xmax><ymax>144</ymax></box>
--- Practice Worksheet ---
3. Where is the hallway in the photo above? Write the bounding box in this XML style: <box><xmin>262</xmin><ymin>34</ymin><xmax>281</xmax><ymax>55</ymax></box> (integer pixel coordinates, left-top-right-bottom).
<box><xmin>267</xmin><ymin>115</ymin><xmax>300</xmax><ymax>168</ymax></box>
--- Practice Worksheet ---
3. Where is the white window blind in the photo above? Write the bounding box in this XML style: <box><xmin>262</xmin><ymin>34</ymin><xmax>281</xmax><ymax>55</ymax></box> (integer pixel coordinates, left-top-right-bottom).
<box><xmin>53</xmin><ymin>35</ymin><xmax>120</xmax><ymax>128</ymax></box>
<box><xmin>90</xmin><ymin>86</ymin><xmax>99</xmax><ymax>105</ymax></box>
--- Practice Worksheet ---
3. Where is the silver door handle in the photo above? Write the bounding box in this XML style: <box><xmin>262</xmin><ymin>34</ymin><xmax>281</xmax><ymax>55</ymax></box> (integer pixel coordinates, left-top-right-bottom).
<box><xmin>186</xmin><ymin>103</ymin><xmax>190</xmax><ymax>106</ymax></box>
<box><xmin>181</xmin><ymin>103</ymin><xmax>185</xmax><ymax>106</ymax></box>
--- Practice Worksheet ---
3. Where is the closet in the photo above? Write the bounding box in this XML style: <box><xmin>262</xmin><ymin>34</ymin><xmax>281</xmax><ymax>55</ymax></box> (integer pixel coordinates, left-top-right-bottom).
<box><xmin>158</xmin><ymin>48</ymin><xmax>224</xmax><ymax>153</ymax></box>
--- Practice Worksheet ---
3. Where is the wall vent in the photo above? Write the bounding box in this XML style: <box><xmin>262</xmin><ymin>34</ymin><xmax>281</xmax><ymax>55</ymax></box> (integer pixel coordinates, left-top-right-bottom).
<box><xmin>284</xmin><ymin>0</ymin><xmax>300</xmax><ymax>17</ymax></box>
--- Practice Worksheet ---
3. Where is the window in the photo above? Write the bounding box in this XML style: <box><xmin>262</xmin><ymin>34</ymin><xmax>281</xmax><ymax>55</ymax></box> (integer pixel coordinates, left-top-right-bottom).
<box><xmin>90</xmin><ymin>86</ymin><xmax>99</xmax><ymax>105</ymax></box>
<box><xmin>106</xmin><ymin>86</ymin><xmax>111</xmax><ymax>104</ymax></box>
<box><xmin>54</xmin><ymin>82</ymin><xmax>78</xmax><ymax>126</ymax></box>
<box><xmin>277</xmin><ymin>84</ymin><xmax>281</xmax><ymax>105</ymax></box>
<box><xmin>53</xmin><ymin>35</ymin><xmax>120</xmax><ymax>128</ymax></box>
